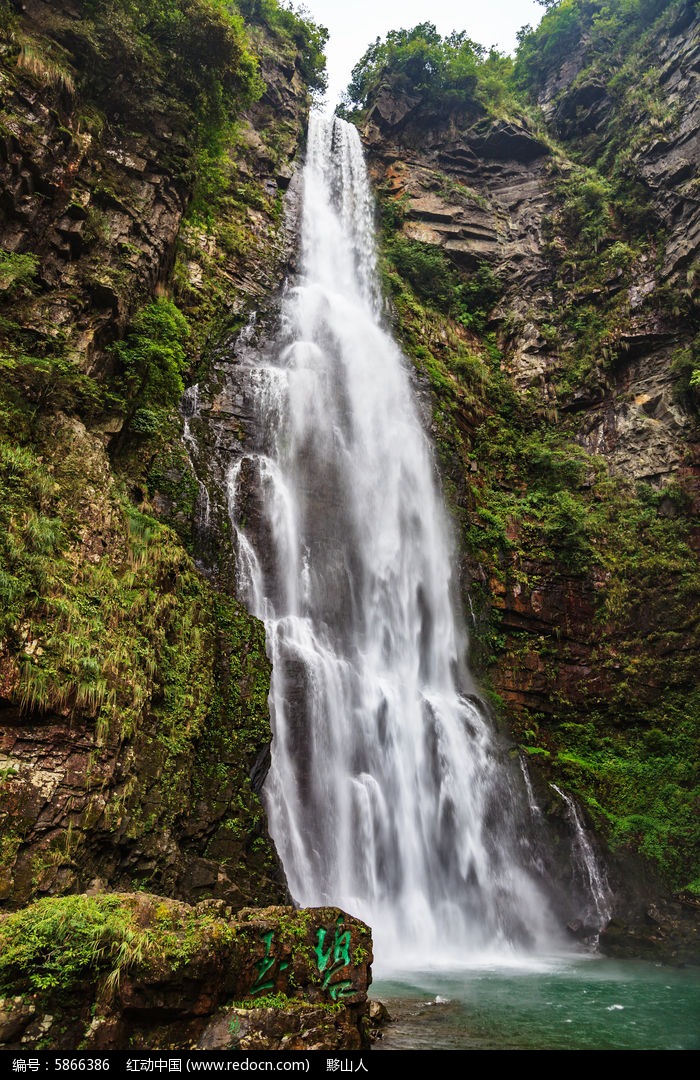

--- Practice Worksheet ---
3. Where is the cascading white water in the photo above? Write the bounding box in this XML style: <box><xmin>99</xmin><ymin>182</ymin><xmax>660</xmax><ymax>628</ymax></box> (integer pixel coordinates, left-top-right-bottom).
<box><xmin>181</xmin><ymin>383</ymin><xmax>211</xmax><ymax>535</ymax></box>
<box><xmin>228</xmin><ymin>112</ymin><xmax>563</xmax><ymax>969</ymax></box>
<box><xmin>551</xmin><ymin>784</ymin><xmax>613</xmax><ymax>936</ymax></box>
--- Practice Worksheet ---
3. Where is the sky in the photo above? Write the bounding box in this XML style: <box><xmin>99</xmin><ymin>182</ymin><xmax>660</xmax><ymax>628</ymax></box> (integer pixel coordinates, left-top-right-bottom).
<box><xmin>300</xmin><ymin>0</ymin><xmax>546</xmax><ymax>109</ymax></box>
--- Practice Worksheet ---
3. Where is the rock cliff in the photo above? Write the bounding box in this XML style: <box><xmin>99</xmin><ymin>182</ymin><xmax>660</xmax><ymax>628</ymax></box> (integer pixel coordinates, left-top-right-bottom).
<box><xmin>0</xmin><ymin>0</ymin><xmax>317</xmax><ymax>918</ymax></box>
<box><xmin>354</xmin><ymin>0</ymin><xmax>699</xmax><ymax>953</ymax></box>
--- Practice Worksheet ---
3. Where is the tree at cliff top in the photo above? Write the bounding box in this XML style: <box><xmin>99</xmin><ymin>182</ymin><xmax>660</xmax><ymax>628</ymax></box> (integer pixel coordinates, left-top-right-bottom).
<box><xmin>339</xmin><ymin>22</ymin><xmax>516</xmax><ymax>118</ymax></box>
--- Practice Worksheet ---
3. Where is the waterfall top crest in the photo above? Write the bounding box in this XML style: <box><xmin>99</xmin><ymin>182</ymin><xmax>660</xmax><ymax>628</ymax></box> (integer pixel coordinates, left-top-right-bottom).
<box><xmin>301</xmin><ymin>112</ymin><xmax>381</xmax><ymax>313</ymax></box>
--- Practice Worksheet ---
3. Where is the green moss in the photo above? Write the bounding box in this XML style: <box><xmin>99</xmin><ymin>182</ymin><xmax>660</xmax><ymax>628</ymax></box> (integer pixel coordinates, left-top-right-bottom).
<box><xmin>146</xmin><ymin>444</ymin><xmax>200</xmax><ymax>544</ymax></box>
<box><xmin>0</xmin><ymin>400</ymin><xmax>277</xmax><ymax>890</ymax></box>
<box><xmin>0</xmin><ymin>347</ymin><xmax>112</xmax><ymax>438</ymax></box>
<box><xmin>672</xmin><ymin>335</ymin><xmax>700</xmax><ymax>410</ymax></box>
<box><xmin>546</xmin><ymin>693</ymin><xmax>700</xmax><ymax>889</ymax></box>
<box><xmin>0</xmin><ymin>249</ymin><xmax>39</xmax><ymax>297</ymax></box>
<box><xmin>230</xmin><ymin>992</ymin><xmax>343</xmax><ymax>1013</ymax></box>
<box><xmin>232</xmin><ymin>991</ymin><xmax>294</xmax><ymax>1009</ymax></box>
<box><xmin>112</xmin><ymin>298</ymin><xmax>190</xmax><ymax>436</ymax></box>
<box><xmin>175</xmin><ymin>594</ymin><xmax>280</xmax><ymax>897</ymax></box>
<box><xmin>0</xmin><ymin>894</ymin><xmax>143</xmax><ymax>995</ymax></box>
<box><xmin>0</xmin><ymin>894</ymin><xmax>236</xmax><ymax>1000</ymax></box>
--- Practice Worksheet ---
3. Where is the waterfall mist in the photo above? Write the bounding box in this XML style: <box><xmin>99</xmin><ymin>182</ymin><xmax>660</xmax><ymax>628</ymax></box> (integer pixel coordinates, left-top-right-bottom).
<box><xmin>228</xmin><ymin>112</ymin><xmax>567</xmax><ymax>970</ymax></box>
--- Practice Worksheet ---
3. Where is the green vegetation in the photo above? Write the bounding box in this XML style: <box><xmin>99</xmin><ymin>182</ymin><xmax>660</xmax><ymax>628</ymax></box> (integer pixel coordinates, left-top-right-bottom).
<box><xmin>0</xmin><ymin>425</ymin><xmax>208</xmax><ymax>740</ymax></box>
<box><xmin>0</xmin><ymin>349</ymin><xmax>107</xmax><ymax>433</ymax></box>
<box><xmin>232</xmin><ymin>991</ymin><xmax>295</xmax><ymax>1009</ymax></box>
<box><xmin>230</xmin><ymin>992</ymin><xmax>344</xmax><ymax>1012</ymax></box>
<box><xmin>548</xmin><ymin>695</ymin><xmax>700</xmax><ymax>889</ymax></box>
<box><xmin>430</xmin><ymin>315</ymin><xmax>699</xmax><ymax>892</ymax></box>
<box><xmin>515</xmin><ymin>0</ymin><xmax>691</xmax><ymax>185</ymax></box>
<box><xmin>0</xmin><ymin>249</ymin><xmax>39</xmax><ymax>296</ymax></box>
<box><xmin>673</xmin><ymin>336</ymin><xmax>700</xmax><ymax>406</ymax></box>
<box><xmin>236</xmin><ymin>0</ymin><xmax>328</xmax><ymax>94</ymax></box>
<box><xmin>0</xmin><ymin>400</ymin><xmax>280</xmax><ymax>893</ymax></box>
<box><xmin>0</xmin><ymin>894</ymin><xmax>235</xmax><ymax>998</ymax></box>
<box><xmin>340</xmin><ymin>22</ymin><xmax>517</xmax><ymax>118</ymax></box>
<box><xmin>556</xmin><ymin>166</ymin><xmax>614</xmax><ymax>255</ymax></box>
<box><xmin>0</xmin><ymin>895</ymin><xmax>143</xmax><ymax>995</ymax></box>
<box><xmin>165</xmin><ymin>6</ymin><xmax>327</xmax><ymax>357</ymax></box>
<box><xmin>383</xmin><ymin>236</ymin><xmax>500</xmax><ymax>334</ymax></box>
<box><xmin>515</xmin><ymin>0</ymin><xmax>673</xmax><ymax>98</ymax></box>
<box><xmin>112</xmin><ymin>299</ymin><xmax>190</xmax><ymax>438</ymax></box>
<box><xmin>73</xmin><ymin>0</ymin><xmax>264</xmax><ymax>128</ymax></box>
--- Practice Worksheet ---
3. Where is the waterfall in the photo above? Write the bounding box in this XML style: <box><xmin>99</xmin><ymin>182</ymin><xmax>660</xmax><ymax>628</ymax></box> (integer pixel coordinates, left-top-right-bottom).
<box><xmin>181</xmin><ymin>383</ymin><xmax>211</xmax><ymax>536</ymax></box>
<box><xmin>520</xmin><ymin>754</ymin><xmax>543</xmax><ymax>819</ymax></box>
<box><xmin>551</xmin><ymin>784</ymin><xmax>613</xmax><ymax>937</ymax></box>
<box><xmin>228</xmin><ymin>113</ymin><xmax>564</xmax><ymax>969</ymax></box>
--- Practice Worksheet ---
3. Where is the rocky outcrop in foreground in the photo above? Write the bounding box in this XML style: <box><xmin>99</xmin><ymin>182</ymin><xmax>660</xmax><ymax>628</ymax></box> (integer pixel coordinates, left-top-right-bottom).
<box><xmin>0</xmin><ymin>895</ymin><xmax>373</xmax><ymax>1051</ymax></box>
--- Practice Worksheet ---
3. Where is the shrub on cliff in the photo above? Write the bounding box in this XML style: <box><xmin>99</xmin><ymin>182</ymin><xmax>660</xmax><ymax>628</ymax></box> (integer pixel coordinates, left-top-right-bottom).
<box><xmin>0</xmin><ymin>895</ymin><xmax>142</xmax><ymax>994</ymax></box>
<box><xmin>514</xmin><ymin>0</ymin><xmax>676</xmax><ymax>96</ymax></box>
<box><xmin>54</xmin><ymin>0</ymin><xmax>263</xmax><ymax>133</ymax></box>
<box><xmin>112</xmin><ymin>298</ymin><xmax>190</xmax><ymax>437</ymax></box>
<box><xmin>341</xmin><ymin>22</ymin><xmax>514</xmax><ymax>117</ymax></box>
<box><xmin>236</xmin><ymin>0</ymin><xmax>328</xmax><ymax>94</ymax></box>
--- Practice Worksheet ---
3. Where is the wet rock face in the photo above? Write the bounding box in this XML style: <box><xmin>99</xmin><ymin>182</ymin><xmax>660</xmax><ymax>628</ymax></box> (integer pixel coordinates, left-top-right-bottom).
<box><xmin>360</xmin><ymin>24</ymin><xmax>699</xmax><ymax>490</ymax></box>
<box><xmin>596</xmin><ymin>857</ymin><xmax>700</xmax><ymax>966</ymax></box>
<box><xmin>486</xmin><ymin>567</ymin><xmax>608</xmax><ymax>718</ymax></box>
<box><xmin>0</xmin><ymin>40</ymin><xmax>189</xmax><ymax>367</ymax></box>
<box><xmin>363</xmin><ymin>100</ymin><xmax>552</xmax><ymax>281</ymax></box>
<box><xmin>0</xmin><ymin>408</ymin><xmax>287</xmax><ymax>915</ymax></box>
<box><xmin>570</xmin><ymin>337</ymin><xmax>693</xmax><ymax>482</ymax></box>
<box><xmin>538</xmin><ymin>2</ymin><xmax>700</xmax><ymax>288</ymax></box>
<box><xmin>523</xmin><ymin>2</ymin><xmax>700</xmax><ymax>490</ymax></box>
<box><xmin>0</xmin><ymin>0</ymin><xmax>309</xmax><ymax>375</ymax></box>
<box><xmin>0</xmin><ymin>702</ymin><xmax>273</xmax><ymax>913</ymax></box>
<box><xmin>0</xmin><ymin>2</ymin><xmax>313</xmax><ymax>917</ymax></box>
<box><xmin>362</xmin><ymin>105</ymin><xmax>563</xmax><ymax>422</ymax></box>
